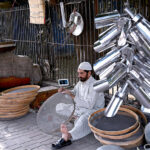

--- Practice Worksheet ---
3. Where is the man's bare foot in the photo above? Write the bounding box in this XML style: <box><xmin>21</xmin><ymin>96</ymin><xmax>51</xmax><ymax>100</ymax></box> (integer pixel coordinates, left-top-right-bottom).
<box><xmin>60</xmin><ymin>124</ymin><xmax>71</xmax><ymax>141</ymax></box>
<box><xmin>61</xmin><ymin>124</ymin><xmax>68</xmax><ymax>134</ymax></box>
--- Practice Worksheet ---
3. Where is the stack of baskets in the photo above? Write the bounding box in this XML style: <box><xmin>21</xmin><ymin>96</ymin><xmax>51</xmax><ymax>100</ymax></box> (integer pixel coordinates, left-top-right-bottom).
<box><xmin>0</xmin><ymin>85</ymin><xmax>40</xmax><ymax>119</ymax></box>
<box><xmin>88</xmin><ymin>106</ymin><xmax>147</xmax><ymax>149</ymax></box>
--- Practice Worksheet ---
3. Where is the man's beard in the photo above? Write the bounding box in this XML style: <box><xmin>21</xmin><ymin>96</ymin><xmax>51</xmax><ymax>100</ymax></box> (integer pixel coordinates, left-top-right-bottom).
<box><xmin>79</xmin><ymin>75</ymin><xmax>88</xmax><ymax>82</ymax></box>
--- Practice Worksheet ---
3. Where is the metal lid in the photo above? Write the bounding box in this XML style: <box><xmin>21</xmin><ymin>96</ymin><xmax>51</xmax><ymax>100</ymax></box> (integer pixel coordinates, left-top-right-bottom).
<box><xmin>68</xmin><ymin>11</ymin><xmax>84</xmax><ymax>36</ymax></box>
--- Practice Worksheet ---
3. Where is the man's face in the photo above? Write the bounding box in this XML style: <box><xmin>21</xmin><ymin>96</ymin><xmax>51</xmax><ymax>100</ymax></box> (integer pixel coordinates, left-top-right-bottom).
<box><xmin>77</xmin><ymin>69</ymin><xmax>91</xmax><ymax>82</ymax></box>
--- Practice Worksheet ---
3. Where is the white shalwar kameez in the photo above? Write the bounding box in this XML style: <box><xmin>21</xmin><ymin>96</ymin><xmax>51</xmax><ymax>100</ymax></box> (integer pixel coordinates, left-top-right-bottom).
<box><xmin>56</xmin><ymin>76</ymin><xmax>105</xmax><ymax>141</ymax></box>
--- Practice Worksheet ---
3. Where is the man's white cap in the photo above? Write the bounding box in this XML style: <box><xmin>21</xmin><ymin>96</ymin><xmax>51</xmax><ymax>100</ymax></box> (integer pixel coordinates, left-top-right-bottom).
<box><xmin>78</xmin><ymin>62</ymin><xmax>92</xmax><ymax>71</ymax></box>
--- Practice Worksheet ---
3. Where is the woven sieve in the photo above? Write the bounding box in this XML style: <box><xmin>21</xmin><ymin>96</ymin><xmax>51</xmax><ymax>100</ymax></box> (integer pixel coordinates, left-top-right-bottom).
<box><xmin>37</xmin><ymin>93</ymin><xmax>75</xmax><ymax>134</ymax></box>
<box><xmin>88</xmin><ymin>107</ymin><xmax>139</xmax><ymax>135</ymax></box>
<box><xmin>94</xmin><ymin>125</ymin><xmax>144</xmax><ymax>149</ymax></box>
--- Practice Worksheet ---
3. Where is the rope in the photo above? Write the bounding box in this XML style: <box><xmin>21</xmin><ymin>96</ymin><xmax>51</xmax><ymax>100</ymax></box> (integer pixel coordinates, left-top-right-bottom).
<box><xmin>4</xmin><ymin>39</ymin><xmax>94</xmax><ymax>47</ymax></box>
<box><xmin>0</xmin><ymin>8</ymin><xmax>29</xmax><ymax>13</ymax></box>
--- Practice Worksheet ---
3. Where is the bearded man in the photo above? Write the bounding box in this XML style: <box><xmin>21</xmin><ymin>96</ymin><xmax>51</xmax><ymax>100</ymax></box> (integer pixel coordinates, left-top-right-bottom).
<box><xmin>52</xmin><ymin>62</ymin><xmax>105</xmax><ymax>149</ymax></box>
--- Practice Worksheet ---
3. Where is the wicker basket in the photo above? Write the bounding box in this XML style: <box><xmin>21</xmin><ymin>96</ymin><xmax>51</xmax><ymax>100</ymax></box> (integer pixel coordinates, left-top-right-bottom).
<box><xmin>88</xmin><ymin>107</ymin><xmax>145</xmax><ymax>149</ymax></box>
<box><xmin>0</xmin><ymin>85</ymin><xmax>40</xmax><ymax>119</ymax></box>
<box><xmin>88</xmin><ymin>107</ymin><xmax>139</xmax><ymax>135</ymax></box>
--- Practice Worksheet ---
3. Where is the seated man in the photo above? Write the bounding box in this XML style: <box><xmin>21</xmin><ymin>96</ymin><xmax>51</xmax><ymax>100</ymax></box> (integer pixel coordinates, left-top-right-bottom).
<box><xmin>52</xmin><ymin>62</ymin><xmax>105</xmax><ymax>149</ymax></box>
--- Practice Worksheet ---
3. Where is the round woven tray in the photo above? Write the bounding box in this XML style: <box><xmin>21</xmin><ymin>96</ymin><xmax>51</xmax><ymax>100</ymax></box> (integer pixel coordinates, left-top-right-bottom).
<box><xmin>121</xmin><ymin>105</ymin><xmax>147</xmax><ymax>126</ymax></box>
<box><xmin>94</xmin><ymin>125</ymin><xmax>144</xmax><ymax>149</ymax></box>
<box><xmin>92</xmin><ymin>122</ymin><xmax>141</xmax><ymax>140</ymax></box>
<box><xmin>1</xmin><ymin>85</ymin><xmax>40</xmax><ymax>96</ymax></box>
<box><xmin>88</xmin><ymin>107</ymin><xmax>139</xmax><ymax>136</ymax></box>
<box><xmin>93</xmin><ymin>105</ymin><xmax>147</xmax><ymax>140</ymax></box>
<box><xmin>0</xmin><ymin>92</ymin><xmax>38</xmax><ymax>99</ymax></box>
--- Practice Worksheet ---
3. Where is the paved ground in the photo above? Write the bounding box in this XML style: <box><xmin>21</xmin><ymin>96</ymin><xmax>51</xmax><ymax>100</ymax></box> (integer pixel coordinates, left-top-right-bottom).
<box><xmin>0</xmin><ymin>111</ymin><xmax>101</xmax><ymax>150</ymax></box>
<box><xmin>0</xmin><ymin>110</ymin><xmax>145</xmax><ymax>150</ymax></box>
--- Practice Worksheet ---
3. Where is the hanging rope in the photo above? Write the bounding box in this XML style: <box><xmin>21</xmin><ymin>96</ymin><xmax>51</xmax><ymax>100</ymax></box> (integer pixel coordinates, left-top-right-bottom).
<box><xmin>4</xmin><ymin>39</ymin><xmax>94</xmax><ymax>47</ymax></box>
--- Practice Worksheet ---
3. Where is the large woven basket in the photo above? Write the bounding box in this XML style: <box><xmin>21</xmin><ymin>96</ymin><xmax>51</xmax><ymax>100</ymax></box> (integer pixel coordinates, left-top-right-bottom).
<box><xmin>88</xmin><ymin>106</ymin><xmax>145</xmax><ymax>149</ymax></box>
<box><xmin>0</xmin><ymin>85</ymin><xmax>40</xmax><ymax>120</ymax></box>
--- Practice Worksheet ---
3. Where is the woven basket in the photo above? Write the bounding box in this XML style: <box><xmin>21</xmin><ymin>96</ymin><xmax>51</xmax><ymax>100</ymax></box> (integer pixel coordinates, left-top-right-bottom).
<box><xmin>94</xmin><ymin>130</ymin><xmax>144</xmax><ymax>149</ymax></box>
<box><xmin>0</xmin><ymin>85</ymin><xmax>40</xmax><ymax>119</ymax></box>
<box><xmin>88</xmin><ymin>107</ymin><xmax>145</xmax><ymax>149</ymax></box>
<box><xmin>121</xmin><ymin>105</ymin><xmax>147</xmax><ymax>126</ymax></box>
<box><xmin>88</xmin><ymin>107</ymin><xmax>139</xmax><ymax>136</ymax></box>
<box><xmin>2</xmin><ymin>85</ymin><xmax>40</xmax><ymax>95</ymax></box>
<box><xmin>0</xmin><ymin>95</ymin><xmax>37</xmax><ymax>105</ymax></box>
<box><xmin>92</xmin><ymin>123</ymin><xmax>141</xmax><ymax>140</ymax></box>
<box><xmin>0</xmin><ymin>106</ymin><xmax>29</xmax><ymax>119</ymax></box>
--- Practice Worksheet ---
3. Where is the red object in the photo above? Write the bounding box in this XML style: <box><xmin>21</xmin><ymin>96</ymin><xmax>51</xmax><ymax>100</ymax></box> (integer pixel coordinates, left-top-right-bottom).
<box><xmin>0</xmin><ymin>76</ymin><xmax>30</xmax><ymax>89</ymax></box>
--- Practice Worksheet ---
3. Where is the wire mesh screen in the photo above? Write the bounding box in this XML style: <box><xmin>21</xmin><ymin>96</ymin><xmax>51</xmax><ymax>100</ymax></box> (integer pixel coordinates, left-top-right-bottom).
<box><xmin>0</xmin><ymin>0</ymin><xmax>149</xmax><ymax>86</ymax></box>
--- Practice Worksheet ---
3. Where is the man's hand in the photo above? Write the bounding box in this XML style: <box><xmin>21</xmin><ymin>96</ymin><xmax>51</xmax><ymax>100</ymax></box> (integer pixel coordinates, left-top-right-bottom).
<box><xmin>62</xmin><ymin>90</ymin><xmax>75</xmax><ymax>99</ymax></box>
<box><xmin>58</xmin><ymin>87</ymin><xmax>65</xmax><ymax>92</ymax></box>
<box><xmin>58</xmin><ymin>88</ymin><xmax>75</xmax><ymax>99</ymax></box>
